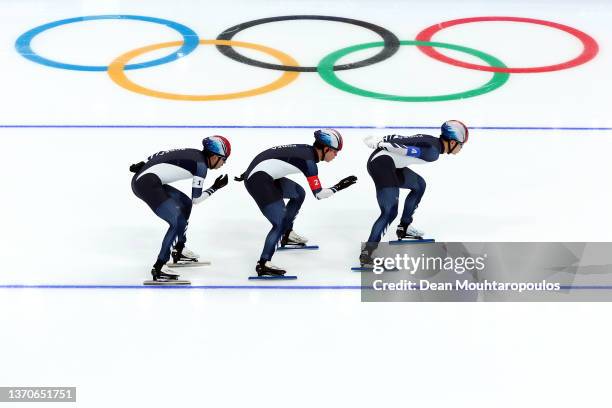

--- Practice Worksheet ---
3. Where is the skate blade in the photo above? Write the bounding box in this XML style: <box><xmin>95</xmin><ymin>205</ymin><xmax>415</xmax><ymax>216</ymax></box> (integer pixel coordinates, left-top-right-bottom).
<box><xmin>143</xmin><ymin>279</ymin><xmax>191</xmax><ymax>286</ymax></box>
<box><xmin>389</xmin><ymin>238</ymin><xmax>435</xmax><ymax>245</ymax></box>
<box><xmin>277</xmin><ymin>245</ymin><xmax>319</xmax><ymax>251</ymax></box>
<box><xmin>248</xmin><ymin>275</ymin><xmax>297</xmax><ymax>280</ymax></box>
<box><xmin>166</xmin><ymin>261</ymin><xmax>211</xmax><ymax>268</ymax></box>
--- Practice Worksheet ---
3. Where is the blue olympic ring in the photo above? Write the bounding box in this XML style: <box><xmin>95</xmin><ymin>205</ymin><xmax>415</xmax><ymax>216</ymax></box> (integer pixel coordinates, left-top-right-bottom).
<box><xmin>14</xmin><ymin>15</ymin><xmax>199</xmax><ymax>72</ymax></box>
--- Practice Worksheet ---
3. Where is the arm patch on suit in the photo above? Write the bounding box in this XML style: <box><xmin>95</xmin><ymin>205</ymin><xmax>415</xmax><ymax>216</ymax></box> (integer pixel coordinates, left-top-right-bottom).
<box><xmin>406</xmin><ymin>147</ymin><xmax>421</xmax><ymax>157</ymax></box>
<box><xmin>307</xmin><ymin>175</ymin><xmax>321</xmax><ymax>191</ymax></box>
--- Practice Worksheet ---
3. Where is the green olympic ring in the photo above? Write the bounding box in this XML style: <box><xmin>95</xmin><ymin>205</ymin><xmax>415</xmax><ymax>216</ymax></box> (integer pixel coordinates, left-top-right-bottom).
<box><xmin>317</xmin><ymin>40</ymin><xmax>510</xmax><ymax>102</ymax></box>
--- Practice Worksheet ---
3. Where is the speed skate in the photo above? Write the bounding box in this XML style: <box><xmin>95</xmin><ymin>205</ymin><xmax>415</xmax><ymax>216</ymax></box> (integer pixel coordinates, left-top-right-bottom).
<box><xmin>166</xmin><ymin>261</ymin><xmax>211</xmax><ymax>268</ymax></box>
<box><xmin>143</xmin><ymin>267</ymin><xmax>191</xmax><ymax>285</ymax></box>
<box><xmin>248</xmin><ymin>275</ymin><xmax>298</xmax><ymax>280</ymax></box>
<box><xmin>277</xmin><ymin>244</ymin><xmax>319</xmax><ymax>251</ymax></box>
<box><xmin>389</xmin><ymin>238</ymin><xmax>435</xmax><ymax>245</ymax></box>
<box><xmin>250</xmin><ymin>260</ymin><xmax>297</xmax><ymax>280</ymax></box>
<box><xmin>278</xmin><ymin>230</ymin><xmax>319</xmax><ymax>250</ymax></box>
<box><xmin>143</xmin><ymin>279</ymin><xmax>191</xmax><ymax>286</ymax></box>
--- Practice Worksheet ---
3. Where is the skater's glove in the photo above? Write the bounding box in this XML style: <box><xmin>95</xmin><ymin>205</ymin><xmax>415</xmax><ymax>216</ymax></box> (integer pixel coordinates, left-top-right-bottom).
<box><xmin>332</xmin><ymin>175</ymin><xmax>357</xmax><ymax>192</ymax></box>
<box><xmin>363</xmin><ymin>135</ymin><xmax>382</xmax><ymax>149</ymax></box>
<box><xmin>211</xmin><ymin>174</ymin><xmax>229</xmax><ymax>190</ymax></box>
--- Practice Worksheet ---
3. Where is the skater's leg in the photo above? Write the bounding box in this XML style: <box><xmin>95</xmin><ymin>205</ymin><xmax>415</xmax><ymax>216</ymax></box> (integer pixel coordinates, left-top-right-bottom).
<box><xmin>153</xmin><ymin>199</ymin><xmax>188</xmax><ymax>265</ymax></box>
<box><xmin>398</xmin><ymin>168</ymin><xmax>426</xmax><ymax>227</ymax></box>
<box><xmin>164</xmin><ymin>185</ymin><xmax>192</xmax><ymax>251</ymax></box>
<box><xmin>165</xmin><ymin>185</ymin><xmax>192</xmax><ymax>219</ymax></box>
<box><xmin>360</xmin><ymin>187</ymin><xmax>398</xmax><ymax>265</ymax></box>
<box><xmin>244</xmin><ymin>172</ymin><xmax>285</xmax><ymax>262</ymax></box>
<box><xmin>277</xmin><ymin>177</ymin><xmax>306</xmax><ymax>233</ymax></box>
<box><xmin>366</xmin><ymin>187</ymin><xmax>399</xmax><ymax>243</ymax></box>
<box><xmin>366</xmin><ymin>155</ymin><xmax>400</xmax><ymax>245</ymax></box>
<box><xmin>132</xmin><ymin>174</ymin><xmax>182</xmax><ymax>263</ymax></box>
<box><xmin>260</xmin><ymin>200</ymin><xmax>287</xmax><ymax>261</ymax></box>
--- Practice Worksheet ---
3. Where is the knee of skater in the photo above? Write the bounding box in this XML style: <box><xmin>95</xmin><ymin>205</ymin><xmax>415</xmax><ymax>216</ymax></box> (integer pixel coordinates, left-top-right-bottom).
<box><xmin>382</xmin><ymin>204</ymin><xmax>398</xmax><ymax>219</ymax></box>
<box><xmin>167</xmin><ymin>212</ymin><xmax>188</xmax><ymax>230</ymax></box>
<box><xmin>295</xmin><ymin>192</ymin><xmax>305</xmax><ymax>205</ymax></box>
<box><xmin>269</xmin><ymin>209</ymin><xmax>286</xmax><ymax>229</ymax></box>
<box><xmin>176</xmin><ymin>216</ymin><xmax>188</xmax><ymax>230</ymax></box>
<box><xmin>270</xmin><ymin>217</ymin><xmax>284</xmax><ymax>230</ymax></box>
<box><xmin>294</xmin><ymin>185</ymin><xmax>306</xmax><ymax>202</ymax></box>
<box><xmin>156</xmin><ymin>202</ymin><xmax>184</xmax><ymax>226</ymax></box>
<box><xmin>416</xmin><ymin>177</ymin><xmax>426</xmax><ymax>194</ymax></box>
<box><xmin>168</xmin><ymin>219</ymin><xmax>186</xmax><ymax>234</ymax></box>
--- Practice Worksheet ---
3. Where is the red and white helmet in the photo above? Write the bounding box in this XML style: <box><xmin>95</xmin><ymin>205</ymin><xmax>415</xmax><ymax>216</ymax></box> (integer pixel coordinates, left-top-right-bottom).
<box><xmin>202</xmin><ymin>135</ymin><xmax>231</xmax><ymax>158</ymax></box>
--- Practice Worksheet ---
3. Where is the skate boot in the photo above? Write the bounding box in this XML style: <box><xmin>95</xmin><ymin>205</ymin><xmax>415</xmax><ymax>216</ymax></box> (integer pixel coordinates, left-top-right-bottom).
<box><xmin>396</xmin><ymin>224</ymin><xmax>425</xmax><ymax>240</ymax></box>
<box><xmin>280</xmin><ymin>230</ymin><xmax>309</xmax><ymax>248</ymax></box>
<box><xmin>151</xmin><ymin>266</ymin><xmax>180</xmax><ymax>282</ymax></box>
<box><xmin>256</xmin><ymin>260</ymin><xmax>287</xmax><ymax>277</ymax></box>
<box><xmin>359</xmin><ymin>249</ymin><xmax>374</xmax><ymax>267</ymax></box>
<box><xmin>171</xmin><ymin>247</ymin><xmax>200</xmax><ymax>264</ymax></box>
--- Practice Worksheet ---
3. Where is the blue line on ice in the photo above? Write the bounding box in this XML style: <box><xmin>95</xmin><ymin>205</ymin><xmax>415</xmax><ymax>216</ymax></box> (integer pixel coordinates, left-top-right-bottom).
<box><xmin>1</xmin><ymin>284</ymin><xmax>611</xmax><ymax>290</ymax></box>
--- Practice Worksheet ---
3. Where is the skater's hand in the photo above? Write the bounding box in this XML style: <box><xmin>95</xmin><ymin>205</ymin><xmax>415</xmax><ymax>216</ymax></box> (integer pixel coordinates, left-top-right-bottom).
<box><xmin>363</xmin><ymin>135</ymin><xmax>381</xmax><ymax>149</ymax></box>
<box><xmin>211</xmin><ymin>174</ymin><xmax>229</xmax><ymax>190</ymax></box>
<box><xmin>332</xmin><ymin>175</ymin><xmax>357</xmax><ymax>192</ymax></box>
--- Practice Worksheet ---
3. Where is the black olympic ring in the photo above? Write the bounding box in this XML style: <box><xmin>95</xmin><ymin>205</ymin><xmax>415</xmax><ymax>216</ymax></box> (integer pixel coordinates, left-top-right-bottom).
<box><xmin>215</xmin><ymin>15</ymin><xmax>400</xmax><ymax>72</ymax></box>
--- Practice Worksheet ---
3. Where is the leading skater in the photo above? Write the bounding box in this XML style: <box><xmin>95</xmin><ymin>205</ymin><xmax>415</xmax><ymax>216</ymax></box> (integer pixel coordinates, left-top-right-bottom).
<box><xmin>236</xmin><ymin>129</ymin><xmax>357</xmax><ymax>277</ymax></box>
<box><xmin>130</xmin><ymin>136</ymin><xmax>231</xmax><ymax>282</ymax></box>
<box><xmin>360</xmin><ymin>120</ymin><xmax>468</xmax><ymax>265</ymax></box>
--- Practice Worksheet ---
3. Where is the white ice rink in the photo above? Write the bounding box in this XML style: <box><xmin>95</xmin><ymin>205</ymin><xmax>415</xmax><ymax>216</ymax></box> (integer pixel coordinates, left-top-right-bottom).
<box><xmin>1</xmin><ymin>1</ymin><xmax>611</xmax><ymax>407</ymax></box>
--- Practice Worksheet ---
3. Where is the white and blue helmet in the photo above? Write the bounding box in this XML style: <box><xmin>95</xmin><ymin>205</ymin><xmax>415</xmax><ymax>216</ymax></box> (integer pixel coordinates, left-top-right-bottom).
<box><xmin>314</xmin><ymin>128</ymin><xmax>343</xmax><ymax>151</ymax></box>
<box><xmin>202</xmin><ymin>135</ymin><xmax>231</xmax><ymax>158</ymax></box>
<box><xmin>441</xmin><ymin>120</ymin><xmax>469</xmax><ymax>144</ymax></box>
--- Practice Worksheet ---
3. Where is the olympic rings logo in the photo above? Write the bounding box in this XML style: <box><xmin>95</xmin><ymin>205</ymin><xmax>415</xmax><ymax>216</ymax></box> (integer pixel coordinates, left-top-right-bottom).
<box><xmin>15</xmin><ymin>15</ymin><xmax>599</xmax><ymax>102</ymax></box>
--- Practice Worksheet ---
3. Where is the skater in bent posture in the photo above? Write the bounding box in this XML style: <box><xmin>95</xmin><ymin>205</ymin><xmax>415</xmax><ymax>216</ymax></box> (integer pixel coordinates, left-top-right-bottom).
<box><xmin>236</xmin><ymin>129</ymin><xmax>357</xmax><ymax>277</ymax></box>
<box><xmin>130</xmin><ymin>136</ymin><xmax>231</xmax><ymax>282</ymax></box>
<box><xmin>360</xmin><ymin>120</ymin><xmax>468</xmax><ymax>265</ymax></box>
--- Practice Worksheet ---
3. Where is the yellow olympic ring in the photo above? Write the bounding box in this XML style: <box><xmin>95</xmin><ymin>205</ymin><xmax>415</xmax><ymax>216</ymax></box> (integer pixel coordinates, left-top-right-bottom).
<box><xmin>107</xmin><ymin>39</ymin><xmax>300</xmax><ymax>101</ymax></box>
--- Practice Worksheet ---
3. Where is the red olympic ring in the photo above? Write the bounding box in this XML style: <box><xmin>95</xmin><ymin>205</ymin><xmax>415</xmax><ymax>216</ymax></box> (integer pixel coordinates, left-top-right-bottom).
<box><xmin>415</xmin><ymin>16</ymin><xmax>599</xmax><ymax>73</ymax></box>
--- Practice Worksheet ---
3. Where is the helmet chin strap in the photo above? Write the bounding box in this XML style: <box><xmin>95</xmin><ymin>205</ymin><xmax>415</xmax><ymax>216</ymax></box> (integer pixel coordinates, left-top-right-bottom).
<box><xmin>447</xmin><ymin>140</ymin><xmax>459</xmax><ymax>154</ymax></box>
<box><xmin>318</xmin><ymin>147</ymin><xmax>326</xmax><ymax>161</ymax></box>
<box><xmin>206</xmin><ymin>154</ymin><xmax>219</xmax><ymax>168</ymax></box>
